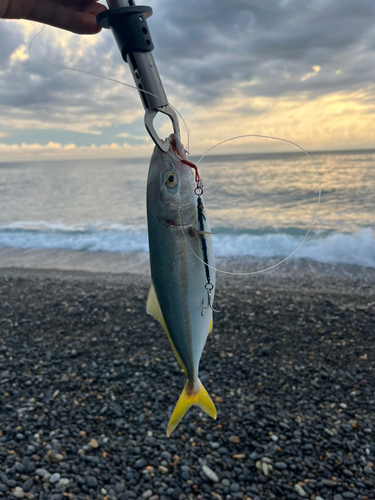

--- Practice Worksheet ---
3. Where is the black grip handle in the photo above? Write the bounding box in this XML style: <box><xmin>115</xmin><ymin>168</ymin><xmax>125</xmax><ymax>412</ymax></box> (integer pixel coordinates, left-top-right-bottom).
<box><xmin>97</xmin><ymin>6</ymin><xmax>154</xmax><ymax>62</ymax></box>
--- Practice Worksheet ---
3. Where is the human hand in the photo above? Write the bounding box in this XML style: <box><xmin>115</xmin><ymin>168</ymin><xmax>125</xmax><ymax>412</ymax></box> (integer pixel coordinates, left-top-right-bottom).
<box><xmin>0</xmin><ymin>0</ymin><xmax>107</xmax><ymax>34</ymax></box>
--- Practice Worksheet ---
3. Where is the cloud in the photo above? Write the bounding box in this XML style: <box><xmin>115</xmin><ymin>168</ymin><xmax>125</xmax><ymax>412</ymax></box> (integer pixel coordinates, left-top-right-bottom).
<box><xmin>0</xmin><ymin>20</ymin><xmax>143</xmax><ymax>138</ymax></box>
<box><xmin>177</xmin><ymin>87</ymin><xmax>375</xmax><ymax>156</ymax></box>
<box><xmin>150</xmin><ymin>0</ymin><xmax>375</xmax><ymax>102</ymax></box>
<box><xmin>0</xmin><ymin>140</ymin><xmax>154</xmax><ymax>161</ymax></box>
<box><xmin>301</xmin><ymin>66</ymin><xmax>321</xmax><ymax>82</ymax></box>
<box><xmin>0</xmin><ymin>20</ymin><xmax>23</xmax><ymax>63</ymax></box>
<box><xmin>1</xmin><ymin>87</ymin><xmax>373</xmax><ymax>161</ymax></box>
<box><xmin>0</xmin><ymin>1</ymin><xmax>374</xmax><ymax>158</ymax></box>
<box><xmin>117</xmin><ymin>132</ymin><xmax>149</xmax><ymax>141</ymax></box>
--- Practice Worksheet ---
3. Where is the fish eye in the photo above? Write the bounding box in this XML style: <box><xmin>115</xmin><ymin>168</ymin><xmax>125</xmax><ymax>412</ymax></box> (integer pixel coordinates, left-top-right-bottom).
<box><xmin>164</xmin><ymin>170</ymin><xmax>177</xmax><ymax>188</ymax></box>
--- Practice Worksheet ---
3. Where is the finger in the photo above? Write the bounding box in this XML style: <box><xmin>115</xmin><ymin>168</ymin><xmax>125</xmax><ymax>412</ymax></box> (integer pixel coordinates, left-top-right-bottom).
<box><xmin>27</xmin><ymin>0</ymin><xmax>107</xmax><ymax>35</ymax></box>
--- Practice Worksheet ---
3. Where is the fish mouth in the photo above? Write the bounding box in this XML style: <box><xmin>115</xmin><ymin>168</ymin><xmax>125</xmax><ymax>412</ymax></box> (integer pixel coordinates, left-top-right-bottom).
<box><xmin>169</xmin><ymin>134</ymin><xmax>186</xmax><ymax>159</ymax></box>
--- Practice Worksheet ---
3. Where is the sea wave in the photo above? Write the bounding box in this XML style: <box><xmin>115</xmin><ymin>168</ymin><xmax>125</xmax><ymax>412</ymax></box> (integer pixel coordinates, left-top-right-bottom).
<box><xmin>0</xmin><ymin>223</ymin><xmax>373</xmax><ymax>268</ymax></box>
<box><xmin>213</xmin><ymin>229</ymin><xmax>375</xmax><ymax>268</ymax></box>
<box><xmin>0</xmin><ymin>222</ymin><xmax>149</xmax><ymax>253</ymax></box>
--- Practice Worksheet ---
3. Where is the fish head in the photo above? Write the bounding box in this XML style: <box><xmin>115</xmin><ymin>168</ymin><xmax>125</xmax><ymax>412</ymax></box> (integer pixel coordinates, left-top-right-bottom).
<box><xmin>147</xmin><ymin>134</ymin><xmax>197</xmax><ymax>227</ymax></box>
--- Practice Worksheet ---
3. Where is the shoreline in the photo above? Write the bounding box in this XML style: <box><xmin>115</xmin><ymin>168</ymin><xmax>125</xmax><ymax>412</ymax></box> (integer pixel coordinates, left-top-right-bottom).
<box><xmin>1</xmin><ymin>246</ymin><xmax>375</xmax><ymax>287</ymax></box>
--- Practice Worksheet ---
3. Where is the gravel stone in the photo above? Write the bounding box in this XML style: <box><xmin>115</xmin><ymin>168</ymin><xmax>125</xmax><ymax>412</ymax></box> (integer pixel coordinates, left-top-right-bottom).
<box><xmin>217</xmin><ymin>447</ymin><xmax>228</xmax><ymax>454</ymax></box>
<box><xmin>228</xmin><ymin>435</ymin><xmax>240</xmax><ymax>444</ymax></box>
<box><xmin>135</xmin><ymin>458</ymin><xmax>147</xmax><ymax>469</ymax></box>
<box><xmin>86</xmin><ymin>476</ymin><xmax>98</xmax><ymax>488</ymax></box>
<box><xmin>172</xmin><ymin>487</ymin><xmax>183</xmax><ymax>499</ymax></box>
<box><xmin>230</xmin><ymin>483</ymin><xmax>240</xmax><ymax>493</ymax></box>
<box><xmin>275</xmin><ymin>462</ymin><xmax>288</xmax><ymax>470</ymax></box>
<box><xmin>35</xmin><ymin>469</ymin><xmax>49</xmax><ymax>478</ymax></box>
<box><xmin>124</xmin><ymin>492</ymin><xmax>137</xmax><ymax>499</ymax></box>
<box><xmin>0</xmin><ymin>270</ymin><xmax>374</xmax><ymax>500</ymax></box>
<box><xmin>322</xmin><ymin>479</ymin><xmax>337</xmax><ymax>487</ymax></box>
<box><xmin>50</xmin><ymin>473</ymin><xmax>61</xmax><ymax>484</ymax></box>
<box><xmin>262</xmin><ymin>462</ymin><xmax>270</xmax><ymax>476</ymax></box>
<box><xmin>22</xmin><ymin>478</ymin><xmax>34</xmax><ymax>492</ymax></box>
<box><xmin>13</xmin><ymin>487</ymin><xmax>25</xmax><ymax>499</ymax></box>
<box><xmin>202</xmin><ymin>465</ymin><xmax>219</xmax><ymax>482</ymax></box>
<box><xmin>15</xmin><ymin>463</ymin><xmax>26</xmax><ymax>473</ymax></box>
<box><xmin>58</xmin><ymin>478</ymin><xmax>70</xmax><ymax>486</ymax></box>
<box><xmin>89</xmin><ymin>438</ymin><xmax>99</xmax><ymax>449</ymax></box>
<box><xmin>294</xmin><ymin>484</ymin><xmax>306</xmax><ymax>497</ymax></box>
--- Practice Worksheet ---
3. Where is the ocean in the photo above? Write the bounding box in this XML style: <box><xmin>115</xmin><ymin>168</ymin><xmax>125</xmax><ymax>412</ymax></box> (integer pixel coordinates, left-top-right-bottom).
<box><xmin>0</xmin><ymin>148</ymin><xmax>374</xmax><ymax>275</ymax></box>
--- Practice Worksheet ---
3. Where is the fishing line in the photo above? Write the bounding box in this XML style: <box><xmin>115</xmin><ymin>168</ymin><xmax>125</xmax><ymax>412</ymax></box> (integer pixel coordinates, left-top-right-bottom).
<box><xmin>178</xmin><ymin>135</ymin><xmax>321</xmax><ymax>276</ymax></box>
<box><xmin>27</xmin><ymin>25</ymin><xmax>191</xmax><ymax>151</ymax></box>
<box><xmin>28</xmin><ymin>27</ymin><xmax>321</xmax><ymax>276</ymax></box>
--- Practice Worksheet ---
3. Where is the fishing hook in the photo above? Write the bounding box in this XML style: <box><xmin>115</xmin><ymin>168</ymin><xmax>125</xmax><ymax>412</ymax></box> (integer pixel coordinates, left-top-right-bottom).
<box><xmin>201</xmin><ymin>283</ymin><xmax>221</xmax><ymax>316</ymax></box>
<box><xmin>179</xmin><ymin>157</ymin><xmax>221</xmax><ymax>317</ymax></box>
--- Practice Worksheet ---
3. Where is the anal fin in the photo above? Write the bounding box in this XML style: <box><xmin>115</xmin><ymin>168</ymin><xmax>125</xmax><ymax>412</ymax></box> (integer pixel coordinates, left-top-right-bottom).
<box><xmin>208</xmin><ymin>314</ymin><xmax>213</xmax><ymax>334</ymax></box>
<box><xmin>146</xmin><ymin>282</ymin><xmax>187</xmax><ymax>376</ymax></box>
<box><xmin>146</xmin><ymin>282</ymin><xmax>168</xmax><ymax>332</ymax></box>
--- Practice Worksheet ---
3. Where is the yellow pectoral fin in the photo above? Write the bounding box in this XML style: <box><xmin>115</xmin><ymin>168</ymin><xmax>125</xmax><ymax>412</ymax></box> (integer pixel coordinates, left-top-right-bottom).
<box><xmin>167</xmin><ymin>379</ymin><xmax>217</xmax><ymax>437</ymax></box>
<box><xmin>146</xmin><ymin>283</ymin><xmax>187</xmax><ymax>376</ymax></box>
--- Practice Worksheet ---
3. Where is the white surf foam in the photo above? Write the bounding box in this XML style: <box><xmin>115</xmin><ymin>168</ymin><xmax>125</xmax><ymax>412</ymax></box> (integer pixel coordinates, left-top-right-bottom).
<box><xmin>212</xmin><ymin>229</ymin><xmax>375</xmax><ymax>268</ymax></box>
<box><xmin>0</xmin><ymin>223</ymin><xmax>373</xmax><ymax>268</ymax></box>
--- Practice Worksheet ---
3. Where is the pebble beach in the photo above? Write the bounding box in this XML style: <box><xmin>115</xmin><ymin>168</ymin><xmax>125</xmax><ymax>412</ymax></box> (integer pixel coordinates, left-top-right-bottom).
<box><xmin>0</xmin><ymin>264</ymin><xmax>374</xmax><ymax>500</ymax></box>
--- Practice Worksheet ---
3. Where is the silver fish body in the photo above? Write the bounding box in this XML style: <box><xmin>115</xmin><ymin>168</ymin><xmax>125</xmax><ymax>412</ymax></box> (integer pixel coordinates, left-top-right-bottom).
<box><xmin>146</xmin><ymin>134</ymin><xmax>217</xmax><ymax>436</ymax></box>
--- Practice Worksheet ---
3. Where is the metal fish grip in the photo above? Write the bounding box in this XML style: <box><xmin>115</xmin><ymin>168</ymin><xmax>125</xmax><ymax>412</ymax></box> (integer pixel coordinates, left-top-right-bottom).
<box><xmin>97</xmin><ymin>0</ymin><xmax>180</xmax><ymax>152</ymax></box>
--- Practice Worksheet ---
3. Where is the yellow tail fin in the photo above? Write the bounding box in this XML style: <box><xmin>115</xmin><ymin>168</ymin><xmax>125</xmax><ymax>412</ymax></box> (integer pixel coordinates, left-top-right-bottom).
<box><xmin>167</xmin><ymin>379</ymin><xmax>217</xmax><ymax>437</ymax></box>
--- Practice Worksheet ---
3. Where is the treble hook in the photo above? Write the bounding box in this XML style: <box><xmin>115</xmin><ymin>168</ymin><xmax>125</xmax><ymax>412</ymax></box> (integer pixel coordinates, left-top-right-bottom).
<box><xmin>201</xmin><ymin>283</ymin><xmax>221</xmax><ymax>316</ymax></box>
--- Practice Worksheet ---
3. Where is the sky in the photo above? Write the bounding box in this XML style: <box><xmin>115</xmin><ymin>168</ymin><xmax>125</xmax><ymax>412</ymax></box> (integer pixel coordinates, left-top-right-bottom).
<box><xmin>0</xmin><ymin>0</ymin><xmax>375</xmax><ymax>161</ymax></box>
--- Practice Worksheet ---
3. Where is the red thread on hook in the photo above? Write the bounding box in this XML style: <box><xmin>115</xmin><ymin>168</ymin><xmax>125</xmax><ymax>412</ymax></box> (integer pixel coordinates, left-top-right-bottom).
<box><xmin>181</xmin><ymin>158</ymin><xmax>201</xmax><ymax>184</ymax></box>
<box><xmin>170</xmin><ymin>135</ymin><xmax>201</xmax><ymax>184</ymax></box>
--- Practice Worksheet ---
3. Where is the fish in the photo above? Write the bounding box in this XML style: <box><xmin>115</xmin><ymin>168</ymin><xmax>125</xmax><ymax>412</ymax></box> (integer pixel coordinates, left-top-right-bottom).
<box><xmin>146</xmin><ymin>133</ymin><xmax>217</xmax><ymax>437</ymax></box>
